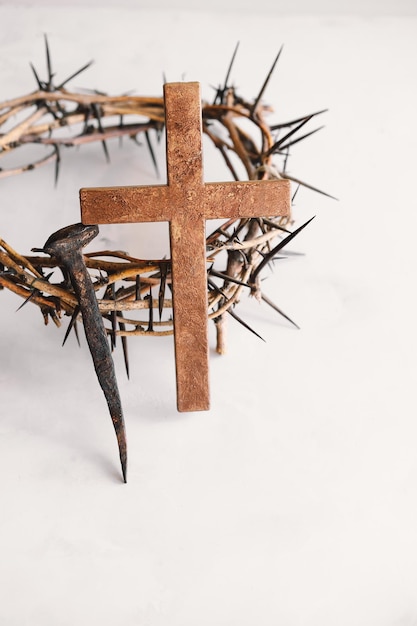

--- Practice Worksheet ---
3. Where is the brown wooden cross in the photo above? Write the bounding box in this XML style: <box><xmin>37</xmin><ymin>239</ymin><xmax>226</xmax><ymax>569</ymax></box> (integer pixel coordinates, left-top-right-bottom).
<box><xmin>80</xmin><ymin>82</ymin><xmax>290</xmax><ymax>413</ymax></box>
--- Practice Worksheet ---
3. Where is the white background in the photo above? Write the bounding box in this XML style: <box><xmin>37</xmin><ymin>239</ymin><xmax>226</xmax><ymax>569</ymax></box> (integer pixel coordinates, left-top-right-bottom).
<box><xmin>0</xmin><ymin>3</ymin><xmax>416</xmax><ymax>625</ymax></box>
<box><xmin>2</xmin><ymin>0</ymin><xmax>417</xmax><ymax>15</ymax></box>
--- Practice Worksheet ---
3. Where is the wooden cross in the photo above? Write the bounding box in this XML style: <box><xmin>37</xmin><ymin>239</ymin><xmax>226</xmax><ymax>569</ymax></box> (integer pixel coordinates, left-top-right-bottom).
<box><xmin>80</xmin><ymin>82</ymin><xmax>290</xmax><ymax>412</ymax></box>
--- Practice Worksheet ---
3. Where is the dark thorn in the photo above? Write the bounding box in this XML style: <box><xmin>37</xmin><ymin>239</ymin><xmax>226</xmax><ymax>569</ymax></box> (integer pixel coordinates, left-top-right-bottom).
<box><xmin>208</xmin><ymin>268</ymin><xmax>251</xmax><ymax>289</ymax></box>
<box><xmin>276</xmin><ymin>126</ymin><xmax>324</xmax><ymax>152</ymax></box>
<box><xmin>207</xmin><ymin>276</ymin><xmax>259</xmax><ymax>344</ymax></box>
<box><xmin>16</xmin><ymin>289</ymin><xmax>37</xmax><ymax>312</ymax></box>
<box><xmin>261</xmin><ymin>293</ymin><xmax>299</xmax><ymax>329</ymax></box>
<box><xmin>265</xmin><ymin>115</ymin><xmax>314</xmax><ymax>158</ymax></box>
<box><xmin>44</xmin><ymin>34</ymin><xmax>53</xmax><ymax>90</ymax></box>
<box><xmin>92</xmin><ymin>104</ymin><xmax>110</xmax><ymax>163</ymax></box>
<box><xmin>283</xmin><ymin>146</ymin><xmax>290</xmax><ymax>174</ymax></box>
<box><xmin>73</xmin><ymin>320</ymin><xmax>80</xmax><ymax>346</ymax></box>
<box><xmin>227</xmin><ymin>306</ymin><xmax>265</xmax><ymax>342</ymax></box>
<box><xmin>118</xmin><ymin>315</ymin><xmax>130</xmax><ymax>379</ymax></box>
<box><xmin>291</xmin><ymin>184</ymin><xmax>301</xmax><ymax>203</ymax></box>
<box><xmin>145</xmin><ymin>130</ymin><xmax>159</xmax><ymax>178</ymax></box>
<box><xmin>135</xmin><ymin>275</ymin><xmax>141</xmax><ymax>300</ymax></box>
<box><xmin>146</xmin><ymin>287</ymin><xmax>153</xmax><ymax>332</ymax></box>
<box><xmin>56</xmin><ymin>60</ymin><xmax>94</xmax><ymax>90</ymax></box>
<box><xmin>62</xmin><ymin>305</ymin><xmax>81</xmax><ymax>347</ymax></box>
<box><xmin>158</xmin><ymin>262</ymin><xmax>167</xmax><ymax>320</ymax></box>
<box><xmin>30</xmin><ymin>62</ymin><xmax>44</xmax><ymax>90</ymax></box>
<box><xmin>251</xmin><ymin>216</ymin><xmax>315</xmax><ymax>282</ymax></box>
<box><xmin>54</xmin><ymin>145</ymin><xmax>61</xmax><ymax>187</ymax></box>
<box><xmin>215</xmin><ymin>40</ymin><xmax>240</xmax><ymax>103</ymax></box>
<box><xmin>251</xmin><ymin>45</ymin><xmax>283</xmax><ymax>114</ymax></box>
<box><xmin>110</xmin><ymin>284</ymin><xmax>117</xmax><ymax>350</ymax></box>
<box><xmin>270</xmin><ymin>109</ymin><xmax>328</xmax><ymax>131</ymax></box>
<box><xmin>285</xmin><ymin>174</ymin><xmax>338</xmax><ymax>200</ymax></box>
<box><xmin>225</xmin><ymin>41</ymin><xmax>240</xmax><ymax>84</ymax></box>
<box><xmin>260</xmin><ymin>217</ymin><xmax>292</xmax><ymax>233</ymax></box>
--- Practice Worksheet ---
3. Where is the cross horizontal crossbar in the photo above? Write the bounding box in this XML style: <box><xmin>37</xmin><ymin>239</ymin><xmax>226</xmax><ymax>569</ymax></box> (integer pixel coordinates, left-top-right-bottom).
<box><xmin>81</xmin><ymin>180</ymin><xmax>289</xmax><ymax>224</ymax></box>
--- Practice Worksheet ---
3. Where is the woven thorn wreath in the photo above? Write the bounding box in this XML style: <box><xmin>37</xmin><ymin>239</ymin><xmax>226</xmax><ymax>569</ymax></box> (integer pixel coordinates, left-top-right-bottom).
<box><xmin>0</xmin><ymin>38</ymin><xmax>332</xmax><ymax>367</ymax></box>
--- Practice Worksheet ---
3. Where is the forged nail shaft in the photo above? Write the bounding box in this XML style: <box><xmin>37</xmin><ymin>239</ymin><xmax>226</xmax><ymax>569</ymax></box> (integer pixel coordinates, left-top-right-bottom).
<box><xmin>42</xmin><ymin>223</ymin><xmax>127</xmax><ymax>482</ymax></box>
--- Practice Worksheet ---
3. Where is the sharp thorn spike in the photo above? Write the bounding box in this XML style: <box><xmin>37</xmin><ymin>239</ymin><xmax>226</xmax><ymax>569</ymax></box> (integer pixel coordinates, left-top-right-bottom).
<box><xmin>251</xmin><ymin>45</ymin><xmax>283</xmax><ymax>114</ymax></box>
<box><xmin>261</xmin><ymin>293</ymin><xmax>300</xmax><ymax>329</ymax></box>
<box><xmin>285</xmin><ymin>175</ymin><xmax>338</xmax><ymax>200</ymax></box>
<box><xmin>227</xmin><ymin>307</ymin><xmax>265</xmax><ymax>342</ymax></box>
<box><xmin>118</xmin><ymin>316</ymin><xmax>130</xmax><ymax>379</ymax></box>
<box><xmin>270</xmin><ymin>109</ymin><xmax>328</xmax><ymax>131</ymax></box>
<box><xmin>252</xmin><ymin>216</ymin><xmax>315</xmax><ymax>282</ymax></box>
<box><xmin>147</xmin><ymin>287</ymin><xmax>153</xmax><ymax>332</ymax></box>
<box><xmin>16</xmin><ymin>290</ymin><xmax>37</xmax><ymax>312</ymax></box>
<box><xmin>291</xmin><ymin>184</ymin><xmax>301</xmax><ymax>203</ymax></box>
<box><xmin>158</xmin><ymin>262</ymin><xmax>167</xmax><ymax>320</ymax></box>
<box><xmin>29</xmin><ymin>62</ymin><xmax>43</xmax><ymax>90</ymax></box>
<box><xmin>54</xmin><ymin>146</ymin><xmax>61</xmax><ymax>187</ymax></box>
<box><xmin>145</xmin><ymin>130</ymin><xmax>159</xmax><ymax>178</ymax></box>
<box><xmin>209</xmin><ymin>268</ymin><xmax>251</xmax><ymax>289</ymax></box>
<box><xmin>222</xmin><ymin>41</ymin><xmax>240</xmax><ymax>93</ymax></box>
<box><xmin>56</xmin><ymin>60</ymin><xmax>94</xmax><ymax>90</ymax></box>
<box><xmin>92</xmin><ymin>103</ymin><xmax>110</xmax><ymax>163</ymax></box>
<box><xmin>44</xmin><ymin>34</ymin><xmax>53</xmax><ymax>89</ymax></box>
<box><xmin>62</xmin><ymin>305</ymin><xmax>81</xmax><ymax>346</ymax></box>
<box><xmin>135</xmin><ymin>275</ymin><xmax>141</xmax><ymax>300</ymax></box>
<box><xmin>276</xmin><ymin>126</ymin><xmax>324</xmax><ymax>152</ymax></box>
<box><xmin>265</xmin><ymin>114</ymin><xmax>314</xmax><ymax>158</ymax></box>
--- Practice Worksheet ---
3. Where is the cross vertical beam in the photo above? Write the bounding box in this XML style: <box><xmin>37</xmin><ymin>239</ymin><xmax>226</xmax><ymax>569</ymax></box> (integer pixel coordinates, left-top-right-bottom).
<box><xmin>164</xmin><ymin>83</ymin><xmax>209</xmax><ymax>412</ymax></box>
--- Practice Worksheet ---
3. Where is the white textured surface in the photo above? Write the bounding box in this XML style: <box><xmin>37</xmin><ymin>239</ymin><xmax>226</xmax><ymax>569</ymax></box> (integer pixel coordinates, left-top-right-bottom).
<box><xmin>1</xmin><ymin>6</ymin><xmax>417</xmax><ymax>625</ymax></box>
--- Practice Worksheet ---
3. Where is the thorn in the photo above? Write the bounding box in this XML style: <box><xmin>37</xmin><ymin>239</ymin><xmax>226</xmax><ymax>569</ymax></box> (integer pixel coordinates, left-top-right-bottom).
<box><xmin>44</xmin><ymin>34</ymin><xmax>54</xmax><ymax>90</ymax></box>
<box><xmin>291</xmin><ymin>184</ymin><xmax>300</xmax><ymax>203</ymax></box>
<box><xmin>158</xmin><ymin>262</ymin><xmax>167</xmax><ymax>320</ymax></box>
<box><xmin>92</xmin><ymin>103</ymin><xmax>110</xmax><ymax>163</ymax></box>
<box><xmin>145</xmin><ymin>130</ymin><xmax>159</xmax><ymax>178</ymax></box>
<box><xmin>30</xmin><ymin>62</ymin><xmax>44</xmax><ymax>90</ymax></box>
<box><xmin>209</xmin><ymin>268</ymin><xmax>251</xmax><ymax>289</ymax></box>
<box><xmin>261</xmin><ymin>293</ymin><xmax>299</xmax><ymax>329</ymax></box>
<box><xmin>105</xmin><ymin>283</ymin><xmax>117</xmax><ymax>350</ymax></box>
<box><xmin>54</xmin><ymin>145</ymin><xmax>61</xmax><ymax>187</ymax></box>
<box><xmin>276</xmin><ymin>126</ymin><xmax>324</xmax><ymax>152</ymax></box>
<box><xmin>16</xmin><ymin>289</ymin><xmax>37</xmax><ymax>312</ymax></box>
<box><xmin>285</xmin><ymin>175</ymin><xmax>338</xmax><ymax>200</ymax></box>
<box><xmin>208</xmin><ymin>276</ymin><xmax>264</xmax><ymax>341</ymax></box>
<box><xmin>118</xmin><ymin>315</ymin><xmax>130</xmax><ymax>379</ymax></box>
<box><xmin>73</xmin><ymin>319</ymin><xmax>81</xmax><ymax>346</ymax></box>
<box><xmin>227</xmin><ymin>307</ymin><xmax>265</xmax><ymax>342</ymax></box>
<box><xmin>270</xmin><ymin>109</ymin><xmax>328</xmax><ymax>131</ymax></box>
<box><xmin>251</xmin><ymin>46</ymin><xmax>283</xmax><ymax>115</ymax></box>
<box><xmin>265</xmin><ymin>114</ymin><xmax>314</xmax><ymax>158</ymax></box>
<box><xmin>260</xmin><ymin>217</ymin><xmax>292</xmax><ymax>233</ymax></box>
<box><xmin>62</xmin><ymin>305</ymin><xmax>81</xmax><ymax>346</ymax></box>
<box><xmin>146</xmin><ymin>287</ymin><xmax>153</xmax><ymax>332</ymax></box>
<box><xmin>251</xmin><ymin>216</ymin><xmax>315</xmax><ymax>282</ymax></box>
<box><xmin>215</xmin><ymin>40</ymin><xmax>240</xmax><ymax>103</ymax></box>
<box><xmin>56</xmin><ymin>60</ymin><xmax>94</xmax><ymax>90</ymax></box>
<box><xmin>135</xmin><ymin>275</ymin><xmax>141</xmax><ymax>300</ymax></box>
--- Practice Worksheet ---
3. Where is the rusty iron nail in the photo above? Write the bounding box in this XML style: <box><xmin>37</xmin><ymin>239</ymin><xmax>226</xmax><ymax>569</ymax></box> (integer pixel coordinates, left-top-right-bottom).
<box><xmin>41</xmin><ymin>222</ymin><xmax>127</xmax><ymax>482</ymax></box>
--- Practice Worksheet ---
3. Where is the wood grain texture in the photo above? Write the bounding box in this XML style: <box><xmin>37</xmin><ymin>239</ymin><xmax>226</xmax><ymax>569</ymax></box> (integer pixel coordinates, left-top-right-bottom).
<box><xmin>80</xmin><ymin>82</ymin><xmax>291</xmax><ymax>412</ymax></box>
